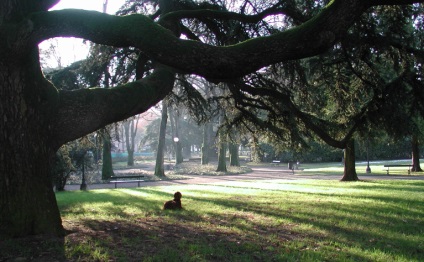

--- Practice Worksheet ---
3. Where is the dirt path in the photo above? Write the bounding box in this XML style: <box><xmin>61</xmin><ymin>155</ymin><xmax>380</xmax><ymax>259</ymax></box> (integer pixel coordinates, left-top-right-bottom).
<box><xmin>64</xmin><ymin>166</ymin><xmax>424</xmax><ymax>191</ymax></box>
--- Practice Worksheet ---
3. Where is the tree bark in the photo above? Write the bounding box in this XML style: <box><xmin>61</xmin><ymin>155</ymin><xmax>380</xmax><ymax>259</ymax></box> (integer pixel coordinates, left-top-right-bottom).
<box><xmin>411</xmin><ymin>134</ymin><xmax>422</xmax><ymax>172</ymax></box>
<box><xmin>216</xmin><ymin>131</ymin><xmax>227</xmax><ymax>172</ymax></box>
<box><xmin>154</xmin><ymin>102</ymin><xmax>168</xmax><ymax>177</ymax></box>
<box><xmin>101</xmin><ymin>130</ymin><xmax>114</xmax><ymax>180</ymax></box>
<box><xmin>229</xmin><ymin>143</ymin><xmax>240</xmax><ymax>167</ymax></box>
<box><xmin>340</xmin><ymin>139</ymin><xmax>359</xmax><ymax>181</ymax></box>
<box><xmin>0</xmin><ymin>49</ymin><xmax>65</xmax><ymax>237</ymax></box>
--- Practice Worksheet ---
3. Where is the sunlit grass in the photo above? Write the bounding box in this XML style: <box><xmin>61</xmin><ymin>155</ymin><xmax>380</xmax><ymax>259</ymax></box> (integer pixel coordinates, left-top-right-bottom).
<box><xmin>52</xmin><ymin>179</ymin><xmax>424</xmax><ymax>261</ymax></box>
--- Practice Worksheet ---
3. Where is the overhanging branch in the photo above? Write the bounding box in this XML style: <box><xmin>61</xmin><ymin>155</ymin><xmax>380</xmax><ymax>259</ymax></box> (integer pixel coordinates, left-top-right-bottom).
<box><xmin>30</xmin><ymin>0</ymin><xmax>371</xmax><ymax>79</ymax></box>
<box><xmin>51</xmin><ymin>65</ymin><xmax>175</xmax><ymax>148</ymax></box>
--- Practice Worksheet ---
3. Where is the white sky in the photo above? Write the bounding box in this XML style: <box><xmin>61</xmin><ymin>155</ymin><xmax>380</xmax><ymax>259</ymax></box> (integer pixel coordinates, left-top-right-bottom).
<box><xmin>39</xmin><ymin>0</ymin><xmax>126</xmax><ymax>68</ymax></box>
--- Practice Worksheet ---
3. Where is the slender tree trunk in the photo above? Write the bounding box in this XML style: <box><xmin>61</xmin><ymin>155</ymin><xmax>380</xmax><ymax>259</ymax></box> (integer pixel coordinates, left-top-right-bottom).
<box><xmin>124</xmin><ymin>118</ymin><xmax>139</xmax><ymax>166</ymax></box>
<box><xmin>173</xmin><ymin>110</ymin><xmax>183</xmax><ymax>164</ymax></box>
<box><xmin>201</xmin><ymin>123</ymin><xmax>210</xmax><ymax>165</ymax></box>
<box><xmin>411</xmin><ymin>134</ymin><xmax>422</xmax><ymax>172</ymax></box>
<box><xmin>124</xmin><ymin>121</ymin><xmax>133</xmax><ymax>166</ymax></box>
<box><xmin>216</xmin><ymin>131</ymin><xmax>227</xmax><ymax>172</ymax></box>
<box><xmin>340</xmin><ymin>139</ymin><xmax>359</xmax><ymax>181</ymax></box>
<box><xmin>127</xmin><ymin>150</ymin><xmax>134</xmax><ymax>166</ymax></box>
<box><xmin>101</xmin><ymin>130</ymin><xmax>114</xmax><ymax>180</ymax></box>
<box><xmin>154</xmin><ymin>102</ymin><xmax>168</xmax><ymax>177</ymax></box>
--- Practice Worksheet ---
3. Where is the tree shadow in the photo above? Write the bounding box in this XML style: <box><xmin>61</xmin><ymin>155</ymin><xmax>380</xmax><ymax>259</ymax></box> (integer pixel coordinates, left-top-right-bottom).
<box><xmin>0</xmin><ymin>234</ymin><xmax>66</xmax><ymax>261</ymax></box>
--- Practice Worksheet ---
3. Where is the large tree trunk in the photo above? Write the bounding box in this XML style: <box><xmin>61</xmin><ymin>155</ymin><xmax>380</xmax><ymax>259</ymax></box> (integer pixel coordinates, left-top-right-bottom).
<box><xmin>0</xmin><ymin>50</ymin><xmax>65</xmax><ymax>237</ymax></box>
<box><xmin>411</xmin><ymin>134</ymin><xmax>422</xmax><ymax>172</ymax></box>
<box><xmin>1</xmin><ymin>3</ymin><xmax>176</xmax><ymax>237</ymax></box>
<box><xmin>340</xmin><ymin>139</ymin><xmax>359</xmax><ymax>181</ymax></box>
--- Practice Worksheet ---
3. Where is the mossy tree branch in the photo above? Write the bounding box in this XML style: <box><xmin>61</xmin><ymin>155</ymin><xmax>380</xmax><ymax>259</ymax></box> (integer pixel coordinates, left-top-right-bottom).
<box><xmin>27</xmin><ymin>0</ymin><xmax>377</xmax><ymax>79</ymax></box>
<box><xmin>51</xmin><ymin>65</ymin><xmax>175</xmax><ymax>148</ymax></box>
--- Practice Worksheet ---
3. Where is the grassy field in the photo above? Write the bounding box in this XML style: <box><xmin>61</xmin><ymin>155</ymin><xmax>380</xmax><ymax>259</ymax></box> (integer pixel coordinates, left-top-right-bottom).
<box><xmin>299</xmin><ymin>159</ymin><xmax>418</xmax><ymax>176</ymax></box>
<box><xmin>60</xmin><ymin>180</ymin><xmax>423</xmax><ymax>262</ymax></box>
<box><xmin>2</xmin><ymin>176</ymin><xmax>423</xmax><ymax>261</ymax></box>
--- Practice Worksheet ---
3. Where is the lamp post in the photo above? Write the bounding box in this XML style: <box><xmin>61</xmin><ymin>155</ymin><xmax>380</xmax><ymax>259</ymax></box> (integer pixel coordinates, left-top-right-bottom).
<box><xmin>174</xmin><ymin>137</ymin><xmax>182</xmax><ymax>164</ymax></box>
<box><xmin>366</xmin><ymin>139</ymin><xmax>371</xmax><ymax>173</ymax></box>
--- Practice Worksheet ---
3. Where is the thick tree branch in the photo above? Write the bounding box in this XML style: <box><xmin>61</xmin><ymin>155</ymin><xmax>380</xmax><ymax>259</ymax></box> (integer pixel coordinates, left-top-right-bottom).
<box><xmin>29</xmin><ymin>0</ymin><xmax>374</xmax><ymax>79</ymax></box>
<box><xmin>29</xmin><ymin>0</ymin><xmax>422</xmax><ymax>80</ymax></box>
<box><xmin>51</xmin><ymin>65</ymin><xmax>175</xmax><ymax>148</ymax></box>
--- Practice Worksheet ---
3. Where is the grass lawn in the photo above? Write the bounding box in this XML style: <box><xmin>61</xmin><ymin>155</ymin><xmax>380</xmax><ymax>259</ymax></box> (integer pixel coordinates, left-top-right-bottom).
<box><xmin>2</xmin><ymin>177</ymin><xmax>423</xmax><ymax>261</ymax></box>
<box><xmin>299</xmin><ymin>159</ymin><xmax>420</xmax><ymax>176</ymax></box>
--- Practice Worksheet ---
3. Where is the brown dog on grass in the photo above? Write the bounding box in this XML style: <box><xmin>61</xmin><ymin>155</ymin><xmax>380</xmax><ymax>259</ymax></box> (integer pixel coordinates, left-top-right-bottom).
<box><xmin>163</xmin><ymin>191</ymin><xmax>183</xmax><ymax>210</ymax></box>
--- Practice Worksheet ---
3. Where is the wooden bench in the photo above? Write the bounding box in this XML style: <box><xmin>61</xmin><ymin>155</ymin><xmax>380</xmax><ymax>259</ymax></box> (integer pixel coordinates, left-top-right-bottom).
<box><xmin>383</xmin><ymin>165</ymin><xmax>412</xmax><ymax>175</ymax></box>
<box><xmin>109</xmin><ymin>175</ymin><xmax>145</xmax><ymax>188</ymax></box>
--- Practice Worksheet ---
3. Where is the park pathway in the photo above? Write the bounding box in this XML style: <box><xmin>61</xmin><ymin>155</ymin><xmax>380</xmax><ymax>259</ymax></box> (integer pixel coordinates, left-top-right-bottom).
<box><xmin>64</xmin><ymin>165</ymin><xmax>424</xmax><ymax>191</ymax></box>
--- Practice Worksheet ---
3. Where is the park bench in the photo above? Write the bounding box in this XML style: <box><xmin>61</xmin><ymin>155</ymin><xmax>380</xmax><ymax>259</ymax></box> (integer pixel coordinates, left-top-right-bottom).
<box><xmin>109</xmin><ymin>175</ymin><xmax>145</xmax><ymax>188</ymax></box>
<box><xmin>383</xmin><ymin>164</ymin><xmax>412</xmax><ymax>175</ymax></box>
<box><xmin>272</xmin><ymin>160</ymin><xmax>281</xmax><ymax>166</ymax></box>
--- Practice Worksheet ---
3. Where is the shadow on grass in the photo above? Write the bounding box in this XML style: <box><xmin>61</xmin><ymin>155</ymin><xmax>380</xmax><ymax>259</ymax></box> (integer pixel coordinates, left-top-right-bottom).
<box><xmin>184</xmin><ymin>184</ymin><xmax>424</xmax><ymax>261</ymax></box>
<box><xmin>3</xmin><ymin>181</ymin><xmax>423</xmax><ymax>261</ymax></box>
<box><xmin>0</xmin><ymin>234</ymin><xmax>66</xmax><ymax>261</ymax></box>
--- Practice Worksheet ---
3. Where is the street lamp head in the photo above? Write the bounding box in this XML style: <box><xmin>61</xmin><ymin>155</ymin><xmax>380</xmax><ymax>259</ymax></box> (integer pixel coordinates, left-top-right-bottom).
<box><xmin>174</xmin><ymin>137</ymin><xmax>179</xmax><ymax>142</ymax></box>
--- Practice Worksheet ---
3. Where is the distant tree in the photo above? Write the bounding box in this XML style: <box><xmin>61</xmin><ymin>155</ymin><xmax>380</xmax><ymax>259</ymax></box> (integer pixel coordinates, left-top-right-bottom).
<box><xmin>229</xmin><ymin>130</ymin><xmax>241</xmax><ymax>166</ymax></box>
<box><xmin>154</xmin><ymin>102</ymin><xmax>168</xmax><ymax>177</ymax></box>
<box><xmin>101</xmin><ymin>129</ymin><xmax>115</xmax><ymax>180</ymax></box>
<box><xmin>124</xmin><ymin>116</ymin><xmax>140</xmax><ymax>166</ymax></box>
<box><xmin>215</xmin><ymin>113</ymin><xmax>227</xmax><ymax>172</ymax></box>
<box><xmin>201</xmin><ymin>123</ymin><xmax>211</xmax><ymax>165</ymax></box>
<box><xmin>411</xmin><ymin>134</ymin><xmax>422</xmax><ymax>172</ymax></box>
<box><xmin>216</xmin><ymin>134</ymin><xmax>228</xmax><ymax>172</ymax></box>
<box><xmin>169</xmin><ymin>106</ymin><xmax>184</xmax><ymax>164</ymax></box>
